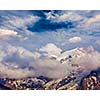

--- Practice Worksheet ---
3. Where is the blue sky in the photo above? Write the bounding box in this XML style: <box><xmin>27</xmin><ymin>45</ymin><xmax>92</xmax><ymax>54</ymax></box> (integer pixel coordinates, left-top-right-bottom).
<box><xmin>0</xmin><ymin>10</ymin><xmax>100</xmax><ymax>61</ymax></box>
<box><xmin>0</xmin><ymin>10</ymin><xmax>100</xmax><ymax>52</ymax></box>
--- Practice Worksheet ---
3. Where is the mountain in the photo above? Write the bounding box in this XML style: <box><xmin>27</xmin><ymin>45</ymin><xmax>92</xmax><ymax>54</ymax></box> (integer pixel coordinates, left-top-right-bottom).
<box><xmin>0</xmin><ymin>73</ymin><xmax>78</xmax><ymax>90</ymax></box>
<box><xmin>0</xmin><ymin>69</ymin><xmax>100</xmax><ymax>90</ymax></box>
<box><xmin>57</xmin><ymin>47</ymin><xmax>86</xmax><ymax>63</ymax></box>
<box><xmin>50</xmin><ymin>47</ymin><xmax>94</xmax><ymax>63</ymax></box>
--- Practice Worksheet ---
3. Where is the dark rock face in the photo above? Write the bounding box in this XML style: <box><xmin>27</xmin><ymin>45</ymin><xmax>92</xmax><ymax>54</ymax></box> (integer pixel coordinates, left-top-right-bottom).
<box><xmin>0</xmin><ymin>83</ymin><xmax>11</xmax><ymax>90</ymax></box>
<box><xmin>78</xmin><ymin>69</ymin><xmax>100</xmax><ymax>90</ymax></box>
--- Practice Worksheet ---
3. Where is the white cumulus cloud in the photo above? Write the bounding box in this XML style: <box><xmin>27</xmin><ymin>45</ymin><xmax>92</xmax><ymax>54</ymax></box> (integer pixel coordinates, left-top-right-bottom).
<box><xmin>69</xmin><ymin>36</ymin><xmax>82</xmax><ymax>43</ymax></box>
<box><xmin>39</xmin><ymin>43</ymin><xmax>62</xmax><ymax>56</ymax></box>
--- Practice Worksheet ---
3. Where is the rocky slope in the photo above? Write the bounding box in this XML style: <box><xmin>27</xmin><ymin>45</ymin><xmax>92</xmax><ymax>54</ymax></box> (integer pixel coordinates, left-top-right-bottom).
<box><xmin>0</xmin><ymin>68</ymin><xmax>100</xmax><ymax>90</ymax></box>
<box><xmin>0</xmin><ymin>73</ymin><xmax>78</xmax><ymax>90</ymax></box>
<box><xmin>78</xmin><ymin>68</ymin><xmax>100</xmax><ymax>90</ymax></box>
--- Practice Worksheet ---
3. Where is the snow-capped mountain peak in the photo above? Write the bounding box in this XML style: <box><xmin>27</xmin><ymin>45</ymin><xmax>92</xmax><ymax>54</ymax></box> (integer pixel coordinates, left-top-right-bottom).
<box><xmin>50</xmin><ymin>47</ymin><xmax>88</xmax><ymax>64</ymax></box>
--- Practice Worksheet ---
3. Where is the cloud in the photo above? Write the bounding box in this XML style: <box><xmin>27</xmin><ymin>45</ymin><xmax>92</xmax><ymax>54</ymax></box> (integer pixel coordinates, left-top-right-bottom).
<box><xmin>0</xmin><ymin>43</ymin><xmax>37</xmax><ymax>68</ymax></box>
<box><xmin>0</xmin><ymin>63</ymin><xmax>35</xmax><ymax>79</ymax></box>
<box><xmin>0</xmin><ymin>13</ymin><xmax>40</xmax><ymax>39</ymax></box>
<box><xmin>39</xmin><ymin>43</ymin><xmax>62</xmax><ymax>56</ymax></box>
<box><xmin>78</xmin><ymin>50</ymin><xmax>100</xmax><ymax>72</ymax></box>
<box><xmin>58</xmin><ymin>12</ymin><xmax>83</xmax><ymax>22</ymax></box>
<box><xmin>0</xmin><ymin>29</ymin><xmax>17</xmax><ymax>36</ymax></box>
<box><xmin>86</xmin><ymin>14</ymin><xmax>100</xmax><ymax>25</ymax></box>
<box><xmin>96</xmin><ymin>40</ymin><xmax>100</xmax><ymax>46</ymax></box>
<box><xmin>32</xmin><ymin>58</ymin><xmax>72</xmax><ymax>78</ymax></box>
<box><xmin>0</xmin><ymin>45</ymin><xmax>100</xmax><ymax>79</ymax></box>
<box><xmin>1</xmin><ymin>15</ymin><xmax>40</xmax><ymax>30</ymax></box>
<box><xmin>48</xmin><ymin>11</ymin><xmax>83</xmax><ymax>22</ymax></box>
<box><xmin>45</xmin><ymin>11</ymin><xmax>57</xmax><ymax>20</ymax></box>
<box><xmin>31</xmin><ymin>47</ymin><xmax>100</xmax><ymax>79</ymax></box>
<box><xmin>32</xmin><ymin>52</ymin><xmax>41</xmax><ymax>60</ymax></box>
<box><xmin>69</xmin><ymin>36</ymin><xmax>82</xmax><ymax>43</ymax></box>
<box><xmin>0</xmin><ymin>11</ymin><xmax>100</xmax><ymax>80</ymax></box>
